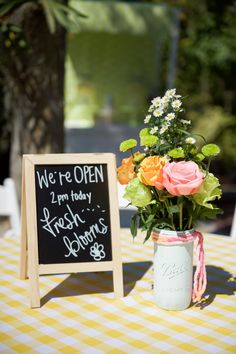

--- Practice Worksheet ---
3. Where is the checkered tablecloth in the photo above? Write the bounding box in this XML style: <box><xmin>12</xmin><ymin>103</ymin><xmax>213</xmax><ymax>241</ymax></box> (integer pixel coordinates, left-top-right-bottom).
<box><xmin>0</xmin><ymin>229</ymin><xmax>236</xmax><ymax>353</ymax></box>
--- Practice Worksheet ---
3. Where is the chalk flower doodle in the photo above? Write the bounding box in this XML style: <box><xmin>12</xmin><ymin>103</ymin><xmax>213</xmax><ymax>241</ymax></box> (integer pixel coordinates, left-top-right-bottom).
<box><xmin>90</xmin><ymin>242</ymin><xmax>106</xmax><ymax>261</ymax></box>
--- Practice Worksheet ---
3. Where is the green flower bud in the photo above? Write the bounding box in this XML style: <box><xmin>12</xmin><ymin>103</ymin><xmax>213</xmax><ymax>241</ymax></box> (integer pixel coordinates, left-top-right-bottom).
<box><xmin>195</xmin><ymin>153</ymin><xmax>205</xmax><ymax>161</ymax></box>
<box><xmin>168</xmin><ymin>147</ymin><xmax>185</xmax><ymax>158</ymax></box>
<box><xmin>193</xmin><ymin>173</ymin><xmax>222</xmax><ymax>208</ymax></box>
<box><xmin>119</xmin><ymin>139</ymin><xmax>137</xmax><ymax>152</ymax></box>
<box><xmin>124</xmin><ymin>178</ymin><xmax>152</xmax><ymax>207</ymax></box>
<box><xmin>139</xmin><ymin>128</ymin><xmax>158</xmax><ymax>146</ymax></box>
<box><xmin>201</xmin><ymin>144</ymin><xmax>220</xmax><ymax>157</ymax></box>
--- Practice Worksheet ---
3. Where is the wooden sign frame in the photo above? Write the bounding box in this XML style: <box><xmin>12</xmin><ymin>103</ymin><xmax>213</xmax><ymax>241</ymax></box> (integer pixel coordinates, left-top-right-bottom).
<box><xmin>20</xmin><ymin>153</ymin><xmax>123</xmax><ymax>308</ymax></box>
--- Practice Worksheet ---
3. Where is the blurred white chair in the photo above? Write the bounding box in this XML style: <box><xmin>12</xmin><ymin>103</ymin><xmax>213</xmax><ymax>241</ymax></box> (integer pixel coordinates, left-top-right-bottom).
<box><xmin>230</xmin><ymin>204</ymin><xmax>236</xmax><ymax>239</ymax></box>
<box><xmin>117</xmin><ymin>182</ymin><xmax>136</xmax><ymax>211</ymax></box>
<box><xmin>0</xmin><ymin>178</ymin><xmax>20</xmax><ymax>237</ymax></box>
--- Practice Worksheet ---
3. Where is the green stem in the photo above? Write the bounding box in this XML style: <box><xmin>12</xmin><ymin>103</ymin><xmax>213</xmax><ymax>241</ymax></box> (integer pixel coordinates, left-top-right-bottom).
<box><xmin>164</xmin><ymin>198</ymin><xmax>175</xmax><ymax>230</ymax></box>
<box><xmin>206</xmin><ymin>157</ymin><xmax>212</xmax><ymax>173</ymax></box>
<box><xmin>188</xmin><ymin>202</ymin><xmax>196</xmax><ymax>229</ymax></box>
<box><xmin>179</xmin><ymin>202</ymin><xmax>183</xmax><ymax>230</ymax></box>
<box><xmin>187</xmin><ymin>215</ymin><xmax>193</xmax><ymax>230</ymax></box>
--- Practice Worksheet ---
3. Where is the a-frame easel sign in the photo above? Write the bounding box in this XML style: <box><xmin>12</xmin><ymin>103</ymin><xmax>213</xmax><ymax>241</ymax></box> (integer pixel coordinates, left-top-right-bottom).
<box><xmin>20</xmin><ymin>153</ymin><xmax>124</xmax><ymax>308</ymax></box>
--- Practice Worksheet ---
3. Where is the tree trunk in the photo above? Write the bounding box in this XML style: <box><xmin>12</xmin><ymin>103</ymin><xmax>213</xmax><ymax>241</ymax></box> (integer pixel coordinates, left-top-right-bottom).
<box><xmin>3</xmin><ymin>3</ymin><xmax>66</xmax><ymax>198</ymax></box>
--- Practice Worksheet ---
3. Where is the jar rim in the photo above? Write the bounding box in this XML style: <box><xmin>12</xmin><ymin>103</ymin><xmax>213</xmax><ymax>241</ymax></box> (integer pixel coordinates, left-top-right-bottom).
<box><xmin>152</xmin><ymin>228</ymin><xmax>195</xmax><ymax>236</ymax></box>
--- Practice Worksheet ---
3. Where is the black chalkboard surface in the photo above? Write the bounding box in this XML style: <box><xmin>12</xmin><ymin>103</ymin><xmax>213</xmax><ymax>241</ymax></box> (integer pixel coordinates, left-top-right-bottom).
<box><xmin>35</xmin><ymin>164</ymin><xmax>112</xmax><ymax>264</ymax></box>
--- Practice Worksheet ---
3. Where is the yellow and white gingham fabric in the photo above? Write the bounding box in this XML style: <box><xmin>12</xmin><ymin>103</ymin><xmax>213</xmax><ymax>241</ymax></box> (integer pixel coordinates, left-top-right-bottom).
<box><xmin>0</xmin><ymin>229</ymin><xmax>236</xmax><ymax>354</ymax></box>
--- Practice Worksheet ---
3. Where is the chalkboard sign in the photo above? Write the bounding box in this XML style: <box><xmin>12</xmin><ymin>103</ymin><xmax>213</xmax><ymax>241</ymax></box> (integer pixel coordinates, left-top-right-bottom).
<box><xmin>20</xmin><ymin>153</ymin><xmax>123</xmax><ymax>308</ymax></box>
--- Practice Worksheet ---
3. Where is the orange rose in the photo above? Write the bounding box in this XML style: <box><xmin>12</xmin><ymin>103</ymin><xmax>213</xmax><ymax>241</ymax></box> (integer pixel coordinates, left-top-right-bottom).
<box><xmin>117</xmin><ymin>156</ymin><xmax>136</xmax><ymax>185</ymax></box>
<box><xmin>137</xmin><ymin>156</ymin><xmax>166</xmax><ymax>190</ymax></box>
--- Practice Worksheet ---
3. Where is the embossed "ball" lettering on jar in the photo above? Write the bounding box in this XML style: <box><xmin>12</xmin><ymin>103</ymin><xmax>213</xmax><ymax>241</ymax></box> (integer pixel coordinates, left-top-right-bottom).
<box><xmin>153</xmin><ymin>229</ymin><xmax>194</xmax><ymax>311</ymax></box>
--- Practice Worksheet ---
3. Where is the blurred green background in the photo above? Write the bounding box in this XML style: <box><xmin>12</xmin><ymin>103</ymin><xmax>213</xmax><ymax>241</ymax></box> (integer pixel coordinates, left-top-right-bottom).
<box><xmin>0</xmin><ymin>0</ymin><xmax>235</xmax><ymax>234</ymax></box>
<box><xmin>63</xmin><ymin>0</ymin><xmax>236</xmax><ymax>180</ymax></box>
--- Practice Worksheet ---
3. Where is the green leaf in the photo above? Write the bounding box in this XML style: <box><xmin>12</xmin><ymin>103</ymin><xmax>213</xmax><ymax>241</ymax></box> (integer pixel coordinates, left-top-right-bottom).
<box><xmin>41</xmin><ymin>0</ymin><xmax>56</xmax><ymax>33</ymax></box>
<box><xmin>39</xmin><ymin>0</ymin><xmax>87</xmax><ymax>33</ymax></box>
<box><xmin>130</xmin><ymin>213</ymin><xmax>139</xmax><ymax>238</ymax></box>
<box><xmin>198</xmin><ymin>207</ymin><xmax>223</xmax><ymax>220</ymax></box>
<box><xmin>53</xmin><ymin>2</ymin><xmax>87</xmax><ymax>30</ymax></box>
<box><xmin>0</xmin><ymin>0</ymin><xmax>27</xmax><ymax>17</ymax></box>
<box><xmin>119</xmin><ymin>139</ymin><xmax>137</xmax><ymax>152</ymax></box>
<box><xmin>201</xmin><ymin>144</ymin><xmax>221</xmax><ymax>157</ymax></box>
<box><xmin>168</xmin><ymin>205</ymin><xmax>179</xmax><ymax>214</ymax></box>
<box><xmin>143</xmin><ymin>228</ymin><xmax>152</xmax><ymax>243</ymax></box>
<box><xmin>145</xmin><ymin>214</ymin><xmax>156</xmax><ymax>224</ymax></box>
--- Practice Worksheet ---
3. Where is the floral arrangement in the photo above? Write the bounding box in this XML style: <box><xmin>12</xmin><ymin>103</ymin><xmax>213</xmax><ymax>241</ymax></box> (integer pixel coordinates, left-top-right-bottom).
<box><xmin>117</xmin><ymin>89</ymin><xmax>222</xmax><ymax>241</ymax></box>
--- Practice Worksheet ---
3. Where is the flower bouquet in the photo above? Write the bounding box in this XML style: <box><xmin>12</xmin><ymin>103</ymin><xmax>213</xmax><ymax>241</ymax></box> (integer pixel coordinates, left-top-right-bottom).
<box><xmin>117</xmin><ymin>89</ymin><xmax>222</xmax><ymax>310</ymax></box>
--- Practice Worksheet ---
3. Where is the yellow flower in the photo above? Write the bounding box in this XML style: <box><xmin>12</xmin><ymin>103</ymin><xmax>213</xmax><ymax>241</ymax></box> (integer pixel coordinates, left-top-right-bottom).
<box><xmin>137</xmin><ymin>156</ymin><xmax>166</xmax><ymax>190</ymax></box>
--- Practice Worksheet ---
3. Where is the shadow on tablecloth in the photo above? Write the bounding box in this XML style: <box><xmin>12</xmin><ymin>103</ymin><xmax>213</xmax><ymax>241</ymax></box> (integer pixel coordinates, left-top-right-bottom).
<box><xmin>41</xmin><ymin>261</ymin><xmax>152</xmax><ymax>306</ymax></box>
<box><xmin>195</xmin><ymin>265</ymin><xmax>236</xmax><ymax>309</ymax></box>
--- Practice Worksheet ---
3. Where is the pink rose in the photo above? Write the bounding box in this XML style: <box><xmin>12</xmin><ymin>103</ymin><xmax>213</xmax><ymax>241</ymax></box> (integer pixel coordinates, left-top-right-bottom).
<box><xmin>163</xmin><ymin>161</ymin><xmax>204</xmax><ymax>196</ymax></box>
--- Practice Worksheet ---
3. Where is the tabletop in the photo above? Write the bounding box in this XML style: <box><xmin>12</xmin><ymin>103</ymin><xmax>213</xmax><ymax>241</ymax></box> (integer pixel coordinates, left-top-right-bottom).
<box><xmin>0</xmin><ymin>229</ymin><xmax>236</xmax><ymax>354</ymax></box>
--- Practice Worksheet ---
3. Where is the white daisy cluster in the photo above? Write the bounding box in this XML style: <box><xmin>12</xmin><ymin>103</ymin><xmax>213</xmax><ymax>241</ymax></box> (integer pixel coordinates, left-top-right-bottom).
<box><xmin>145</xmin><ymin>88</ymin><xmax>184</xmax><ymax>137</ymax></box>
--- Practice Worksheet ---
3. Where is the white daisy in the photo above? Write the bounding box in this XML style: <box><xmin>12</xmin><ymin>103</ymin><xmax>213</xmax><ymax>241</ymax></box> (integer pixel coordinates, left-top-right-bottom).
<box><xmin>171</xmin><ymin>99</ymin><xmax>182</xmax><ymax>109</ymax></box>
<box><xmin>150</xmin><ymin>127</ymin><xmax>158</xmax><ymax>135</ymax></box>
<box><xmin>151</xmin><ymin>96</ymin><xmax>162</xmax><ymax>107</ymax></box>
<box><xmin>144</xmin><ymin>114</ymin><xmax>151</xmax><ymax>124</ymax></box>
<box><xmin>165</xmin><ymin>89</ymin><xmax>176</xmax><ymax>98</ymax></box>
<box><xmin>148</xmin><ymin>104</ymin><xmax>155</xmax><ymax>112</ymax></box>
<box><xmin>161</xmin><ymin>96</ymin><xmax>170</xmax><ymax>105</ymax></box>
<box><xmin>185</xmin><ymin>137</ymin><xmax>196</xmax><ymax>144</ymax></box>
<box><xmin>180</xmin><ymin>119</ymin><xmax>191</xmax><ymax>125</ymax></box>
<box><xmin>160</xmin><ymin>125</ymin><xmax>168</xmax><ymax>134</ymax></box>
<box><xmin>153</xmin><ymin>108</ymin><xmax>164</xmax><ymax>117</ymax></box>
<box><xmin>165</xmin><ymin>113</ymin><xmax>175</xmax><ymax>121</ymax></box>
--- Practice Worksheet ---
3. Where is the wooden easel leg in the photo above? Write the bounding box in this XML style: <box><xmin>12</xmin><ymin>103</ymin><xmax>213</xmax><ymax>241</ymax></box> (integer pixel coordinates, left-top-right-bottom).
<box><xmin>113</xmin><ymin>264</ymin><xmax>124</xmax><ymax>298</ymax></box>
<box><xmin>29</xmin><ymin>273</ymin><xmax>40</xmax><ymax>308</ymax></box>
<box><xmin>24</xmin><ymin>156</ymin><xmax>41</xmax><ymax>308</ymax></box>
<box><xmin>19</xmin><ymin>161</ymin><xmax>28</xmax><ymax>280</ymax></box>
<box><xmin>28</xmin><ymin>238</ymin><xmax>40</xmax><ymax>308</ymax></box>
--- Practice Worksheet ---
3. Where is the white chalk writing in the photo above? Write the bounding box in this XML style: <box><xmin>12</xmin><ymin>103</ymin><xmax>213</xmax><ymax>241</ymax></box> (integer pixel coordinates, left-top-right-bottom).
<box><xmin>63</xmin><ymin>218</ymin><xmax>108</xmax><ymax>257</ymax></box>
<box><xmin>40</xmin><ymin>204</ymin><xmax>86</xmax><ymax>237</ymax></box>
<box><xmin>36</xmin><ymin>165</ymin><xmax>104</xmax><ymax>189</ymax></box>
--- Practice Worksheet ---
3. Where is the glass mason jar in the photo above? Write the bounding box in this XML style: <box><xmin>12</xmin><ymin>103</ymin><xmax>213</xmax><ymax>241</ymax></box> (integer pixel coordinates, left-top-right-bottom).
<box><xmin>153</xmin><ymin>229</ymin><xmax>194</xmax><ymax>311</ymax></box>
